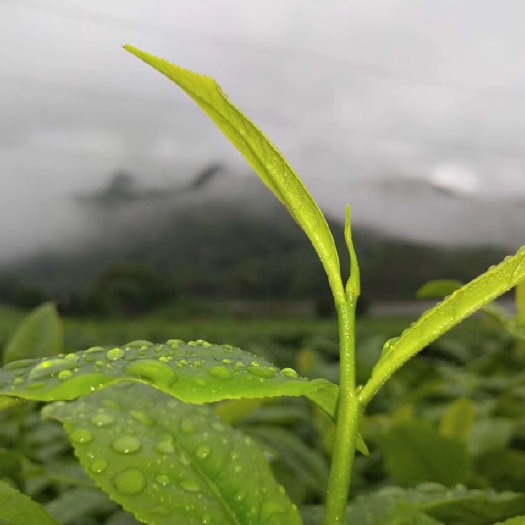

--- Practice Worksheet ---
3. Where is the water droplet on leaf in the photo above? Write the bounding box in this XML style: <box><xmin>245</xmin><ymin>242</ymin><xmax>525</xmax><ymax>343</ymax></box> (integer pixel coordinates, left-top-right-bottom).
<box><xmin>195</xmin><ymin>444</ymin><xmax>212</xmax><ymax>460</ymax></box>
<box><xmin>155</xmin><ymin>474</ymin><xmax>170</xmax><ymax>486</ymax></box>
<box><xmin>90</xmin><ymin>412</ymin><xmax>115</xmax><ymax>427</ymax></box>
<box><xmin>125</xmin><ymin>360</ymin><xmax>177</xmax><ymax>388</ymax></box>
<box><xmin>112</xmin><ymin>468</ymin><xmax>146</xmax><ymax>495</ymax></box>
<box><xmin>247</xmin><ymin>366</ymin><xmax>276</xmax><ymax>379</ymax></box>
<box><xmin>179</xmin><ymin>479</ymin><xmax>200</xmax><ymax>492</ymax></box>
<box><xmin>91</xmin><ymin>460</ymin><xmax>108</xmax><ymax>474</ymax></box>
<box><xmin>155</xmin><ymin>439</ymin><xmax>175</xmax><ymax>454</ymax></box>
<box><xmin>106</xmin><ymin>348</ymin><xmax>125</xmax><ymax>361</ymax></box>
<box><xmin>70</xmin><ymin>428</ymin><xmax>93</xmax><ymax>444</ymax></box>
<box><xmin>208</xmin><ymin>366</ymin><xmax>233</xmax><ymax>379</ymax></box>
<box><xmin>112</xmin><ymin>435</ymin><xmax>142</xmax><ymax>454</ymax></box>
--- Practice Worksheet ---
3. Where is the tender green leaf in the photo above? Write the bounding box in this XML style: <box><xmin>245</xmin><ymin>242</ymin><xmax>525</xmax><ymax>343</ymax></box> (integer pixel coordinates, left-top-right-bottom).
<box><xmin>124</xmin><ymin>45</ymin><xmax>345</xmax><ymax>303</ymax></box>
<box><xmin>0</xmin><ymin>339</ymin><xmax>337</xmax><ymax>417</ymax></box>
<box><xmin>439</xmin><ymin>398</ymin><xmax>475</xmax><ymax>442</ymax></box>
<box><xmin>44</xmin><ymin>383</ymin><xmax>302</xmax><ymax>525</ymax></box>
<box><xmin>416</xmin><ymin>280</ymin><xmax>463</xmax><ymax>299</ymax></box>
<box><xmin>0</xmin><ymin>478</ymin><xmax>59</xmax><ymax>525</ymax></box>
<box><xmin>3</xmin><ymin>303</ymin><xmax>63</xmax><ymax>365</ymax></box>
<box><xmin>378</xmin><ymin>422</ymin><xmax>469</xmax><ymax>487</ymax></box>
<box><xmin>362</xmin><ymin>247</ymin><xmax>525</xmax><ymax>404</ymax></box>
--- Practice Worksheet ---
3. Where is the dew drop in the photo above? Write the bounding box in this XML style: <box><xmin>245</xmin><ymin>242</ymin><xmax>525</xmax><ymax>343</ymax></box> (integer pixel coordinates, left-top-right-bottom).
<box><xmin>179</xmin><ymin>479</ymin><xmax>200</xmax><ymax>492</ymax></box>
<box><xmin>125</xmin><ymin>360</ymin><xmax>177</xmax><ymax>388</ymax></box>
<box><xmin>28</xmin><ymin>358</ymin><xmax>75</xmax><ymax>380</ymax></box>
<box><xmin>91</xmin><ymin>460</ymin><xmax>108</xmax><ymax>474</ymax></box>
<box><xmin>70</xmin><ymin>428</ymin><xmax>93</xmax><ymax>444</ymax></box>
<box><xmin>112</xmin><ymin>468</ymin><xmax>146</xmax><ymax>495</ymax></box>
<box><xmin>167</xmin><ymin>339</ymin><xmax>183</xmax><ymax>348</ymax></box>
<box><xmin>64</xmin><ymin>353</ymin><xmax>80</xmax><ymax>362</ymax></box>
<box><xmin>90</xmin><ymin>412</ymin><xmax>115</xmax><ymax>427</ymax></box>
<box><xmin>195</xmin><ymin>444</ymin><xmax>212</xmax><ymax>460</ymax></box>
<box><xmin>85</xmin><ymin>346</ymin><xmax>106</xmax><ymax>355</ymax></box>
<box><xmin>247</xmin><ymin>366</ymin><xmax>276</xmax><ymax>379</ymax></box>
<box><xmin>281</xmin><ymin>367</ymin><xmax>298</xmax><ymax>379</ymax></box>
<box><xmin>222</xmin><ymin>359</ymin><xmax>232</xmax><ymax>365</ymax></box>
<box><xmin>201</xmin><ymin>512</ymin><xmax>211</xmax><ymax>524</ymax></box>
<box><xmin>112</xmin><ymin>435</ymin><xmax>142</xmax><ymax>454</ymax></box>
<box><xmin>155</xmin><ymin>439</ymin><xmax>175</xmax><ymax>454</ymax></box>
<box><xmin>106</xmin><ymin>348</ymin><xmax>125</xmax><ymax>361</ymax></box>
<box><xmin>13</xmin><ymin>377</ymin><xmax>25</xmax><ymax>385</ymax></box>
<box><xmin>57</xmin><ymin>369</ymin><xmax>73</xmax><ymax>381</ymax></box>
<box><xmin>195</xmin><ymin>378</ymin><xmax>207</xmax><ymax>386</ymax></box>
<box><xmin>125</xmin><ymin>340</ymin><xmax>154</xmax><ymax>349</ymax></box>
<box><xmin>234</xmin><ymin>491</ymin><xmax>246</xmax><ymax>502</ymax></box>
<box><xmin>208</xmin><ymin>366</ymin><xmax>233</xmax><ymax>379</ymax></box>
<box><xmin>155</xmin><ymin>474</ymin><xmax>170</xmax><ymax>486</ymax></box>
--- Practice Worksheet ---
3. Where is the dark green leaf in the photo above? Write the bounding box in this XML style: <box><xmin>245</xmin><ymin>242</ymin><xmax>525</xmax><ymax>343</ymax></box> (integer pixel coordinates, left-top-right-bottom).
<box><xmin>0</xmin><ymin>479</ymin><xmax>59</xmax><ymax>525</ymax></box>
<box><xmin>378</xmin><ymin>422</ymin><xmax>469</xmax><ymax>486</ymax></box>
<box><xmin>44</xmin><ymin>383</ymin><xmax>302</xmax><ymax>525</ymax></box>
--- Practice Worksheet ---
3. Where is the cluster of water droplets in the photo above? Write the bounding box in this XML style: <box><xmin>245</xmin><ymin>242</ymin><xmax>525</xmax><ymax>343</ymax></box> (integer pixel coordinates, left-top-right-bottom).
<box><xmin>56</xmin><ymin>385</ymin><xmax>296</xmax><ymax>524</ymax></box>
<box><xmin>1</xmin><ymin>339</ymin><xmax>310</xmax><ymax>407</ymax></box>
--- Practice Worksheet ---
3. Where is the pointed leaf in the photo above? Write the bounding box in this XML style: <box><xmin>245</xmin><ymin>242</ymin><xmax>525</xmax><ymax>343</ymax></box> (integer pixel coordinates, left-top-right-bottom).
<box><xmin>0</xmin><ymin>339</ymin><xmax>337</xmax><ymax>416</ymax></box>
<box><xmin>124</xmin><ymin>45</ymin><xmax>345</xmax><ymax>303</ymax></box>
<box><xmin>361</xmin><ymin>247</ymin><xmax>525</xmax><ymax>404</ymax></box>
<box><xmin>44</xmin><ymin>383</ymin><xmax>302</xmax><ymax>525</ymax></box>
<box><xmin>3</xmin><ymin>302</ymin><xmax>63</xmax><ymax>365</ymax></box>
<box><xmin>0</xmin><ymin>479</ymin><xmax>59</xmax><ymax>525</ymax></box>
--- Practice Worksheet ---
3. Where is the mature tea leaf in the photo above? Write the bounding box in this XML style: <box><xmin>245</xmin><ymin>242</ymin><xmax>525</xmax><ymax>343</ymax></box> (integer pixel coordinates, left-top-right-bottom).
<box><xmin>0</xmin><ymin>339</ymin><xmax>337</xmax><ymax>416</ymax></box>
<box><xmin>378</xmin><ymin>422</ymin><xmax>469</xmax><ymax>487</ymax></box>
<box><xmin>124</xmin><ymin>45</ymin><xmax>345</xmax><ymax>303</ymax></box>
<box><xmin>0</xmin><ymin>479</ymin><xmax>59</xmax><ymax>525</ymax></box>
<box><xmin>362</xmin><ymin>247</ymin><xmax>525</xmax><ymax>404</ymax></box>
<box><xmin>44</xmin><ymin>383</ymin><xmax>302</xmax><ymax>525</ymax></box>
<box><xmin>3</xmin><ymin>303</ymin><xmax>63</xmax><ymax>365</ymax></box>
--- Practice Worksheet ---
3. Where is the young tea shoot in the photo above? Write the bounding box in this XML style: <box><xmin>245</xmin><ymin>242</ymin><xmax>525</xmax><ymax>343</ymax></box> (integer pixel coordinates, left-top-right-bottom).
<box><xmin>0</xmin><ymin>46</ymin><xmax>524</xmax><ymax>525</ymax></box>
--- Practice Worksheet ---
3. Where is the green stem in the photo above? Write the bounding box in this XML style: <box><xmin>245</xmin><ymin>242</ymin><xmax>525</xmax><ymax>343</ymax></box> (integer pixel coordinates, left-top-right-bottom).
<box><xmin>323</xmin><ymin>298</ymin><xmax>363</xmax><ymax>525</ymax></box>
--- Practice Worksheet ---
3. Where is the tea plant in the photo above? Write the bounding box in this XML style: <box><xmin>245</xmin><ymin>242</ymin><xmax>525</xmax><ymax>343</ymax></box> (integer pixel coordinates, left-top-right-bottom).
<box><xmin>0</xmin><ymin>46</ymin><xmax>524</xmax><ymax>525</ymax></box>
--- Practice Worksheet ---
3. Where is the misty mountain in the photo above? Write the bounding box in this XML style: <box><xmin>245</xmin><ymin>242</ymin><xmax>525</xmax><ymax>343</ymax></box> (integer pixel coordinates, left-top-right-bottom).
<box><xmin>0</xmin><ymin>166</ymin><xmax>509</xmax><ymax>304</ymax></box>
<box><xmin>328</xmin><ymin>174</ymin><xmax>525</xmax><ymax>249</ymax></box>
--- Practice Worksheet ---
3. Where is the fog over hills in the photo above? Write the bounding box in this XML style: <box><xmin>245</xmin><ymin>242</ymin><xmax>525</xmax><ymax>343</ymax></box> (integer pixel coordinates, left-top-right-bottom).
<box><xmin>0</xmin><ymin>164</ymin><xmax>512</xmax><ymax>303</ymax></box>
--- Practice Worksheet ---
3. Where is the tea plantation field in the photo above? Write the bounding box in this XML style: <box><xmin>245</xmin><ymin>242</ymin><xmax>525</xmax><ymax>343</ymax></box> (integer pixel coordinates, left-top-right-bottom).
<box><xmin>1</xmin><ymin>305</ymin><xmax>525</xmax><ymax>524</ymax></box>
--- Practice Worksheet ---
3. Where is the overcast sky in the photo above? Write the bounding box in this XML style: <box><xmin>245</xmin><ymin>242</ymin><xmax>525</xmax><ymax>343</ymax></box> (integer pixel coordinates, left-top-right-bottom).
<box><xmin>1</xmin><ymin>0</ymin><xmax>525</xmax><ymax>257</ymax></box>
